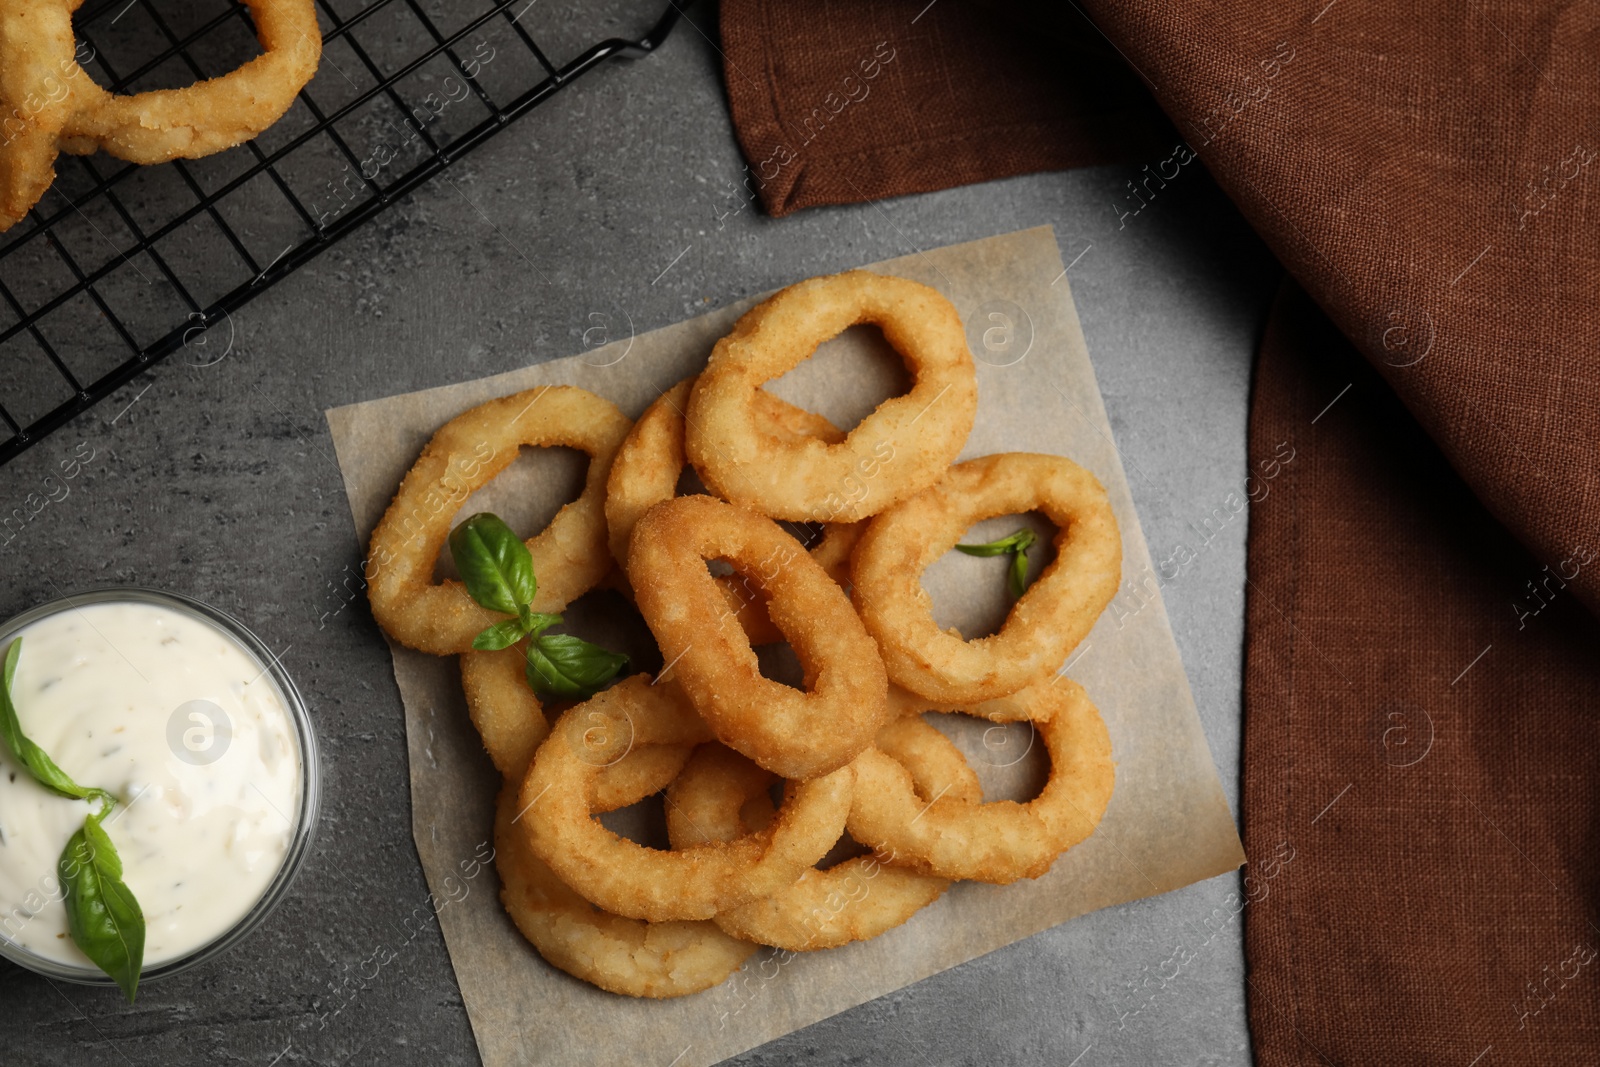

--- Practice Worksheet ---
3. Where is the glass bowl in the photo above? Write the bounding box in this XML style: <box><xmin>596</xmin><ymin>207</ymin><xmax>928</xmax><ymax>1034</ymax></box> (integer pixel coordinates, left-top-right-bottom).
<box><xmin>0</xmin><ymin>587</ymin><xmax>320</xmax><ymax>988</ymax></box>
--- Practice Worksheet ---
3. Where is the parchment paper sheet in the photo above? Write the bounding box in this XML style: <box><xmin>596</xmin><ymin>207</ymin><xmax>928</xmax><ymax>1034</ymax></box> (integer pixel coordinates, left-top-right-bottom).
<box><xmin>326</xmin><ymin>227</ymin><xmax>1244</xmax><ymax>1067</ymax></box>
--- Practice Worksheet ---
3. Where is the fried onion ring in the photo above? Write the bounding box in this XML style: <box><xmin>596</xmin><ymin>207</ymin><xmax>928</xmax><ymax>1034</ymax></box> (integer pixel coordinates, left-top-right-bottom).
<box><xmin>606</xmin><ymin>376</ymin><xmax>860</xmax><ymax>644</ymax></box>
<box><xmin>666</xmin><ymin>718</ymin><xmax>977</xmax><ymax>951</ymax></box>
<box><xmin>60</xmin><ymin>0</ymin><xmax>322</xmax><ymax>165</ymax></box>
<box><xmin>468</xmin><ymin>643</ymin><xmax>738</xmax><ymax>997</ymax></box>
<box><xmin>367</xmin><ymin>385</ymin><xmax>631</xmax><ymax>655</ymax></box>
<box><xmin>0</xmin><ymin>0</ymin><xmax>322</xmax><ymax>229</ymax></box>
<box><xmin>460</xmin><ymin>645</ymin><xmax>691</xmax><ymax>807</ymax></box>
<box><xmin>685</xmin><ymin>271</ymin><xmax>978</xmax><ymax>523</ymax></box>
<box><xmin>628</xmin><ymin>495</ymin><xmax>890</xmax><ymax>780</ymax></box>
<box><xmin>461</xmin><ymin>644</ymin><xmax>548</xmax><ymax>779</ymax></box>
<box><xmin>0</xmin><ymin>0</ymin><xmax>85</xmax><ymax>230</ymax></box>
<box><xmin>495</xmin><ymin>780</ymin><xmax>754</xmax><ymax>998</ymax></box>
<box><xmin>886</xmin><ymin>679</ymin><xmax>1050</xmax><ymax>724</ymax></box>
<box><xmin>606</xmin><ymin>377</ymin><xmax>844</xmax><ymax>564</ymax></box>
<box><xmin>852</xmin><ymin>452</ymin><xmax>1121</xmax><ymax>703</ymax></box>
<box><xmin>847</xmin><ymin>679</ymin><xmax>1114</xmax><ymax>884</ymax></box>
<box><xmin>522</xmin><ymin>676</ymin><xmax>853</xmax><ymax>922</ymax></box>
<box><xmin>720</xmin><ymin>521</ymin><xmax>861</xmax><ymax>647</ymax></box>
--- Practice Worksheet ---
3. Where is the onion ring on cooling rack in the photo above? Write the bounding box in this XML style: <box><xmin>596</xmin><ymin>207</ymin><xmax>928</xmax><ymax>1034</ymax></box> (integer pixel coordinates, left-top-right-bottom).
<box><xmin>685</xmin><ymin>271</ymin><xmax>978</xmax><ymax>523</ymax></box>
<box><xmin>60</xmin><ymin>0</ymin><xmax>322</xmax><ymax>165</ymax></box>
<box><xmin>366</xmin><ymin>385</ymin><xmax>632</xmax><ymax>655</ymax></box>
<box><xmin>605</xmin><ymin>376</ymin><xmax>861</xmax><ymax>644</ymax></box>
<box><xmin>521</xmin><ymin>676</ymin><xmax>853</xmax><ymax>922</ymax></box>
<box><xmin>628</xmin><ymin>495</ymin><xmax>890</xmax><ymax>780</ymax></box>
<box><xmin>0</xmin><ymin>0</ymin><xmax>320</xmax><ymax>229</ymax></box>
<box><xmin>847</xmin><ymin>678</ymin><xmax>1114</xmax><ymax>884</ymax></box>
<box><xmin>0</xmin><ymin>0</ymin><xmax>87</xmax><ymax>230</ymax></box>
<box><xmin>666</xmin><ymin>718</ymin><xmax>977</xmax><ymax>951</ymax></box>
<box><xmin>852</xmin><ymin>452</ymin><xmax>1121</xmax><ymax>704</ymax></box>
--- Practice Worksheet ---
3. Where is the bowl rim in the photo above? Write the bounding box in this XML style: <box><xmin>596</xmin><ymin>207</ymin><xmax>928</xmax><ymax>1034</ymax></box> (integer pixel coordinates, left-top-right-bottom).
<box><xmin>0</xmin><ymin>586</ymin><xmax>320</xmax><ymax>987</ymax></box>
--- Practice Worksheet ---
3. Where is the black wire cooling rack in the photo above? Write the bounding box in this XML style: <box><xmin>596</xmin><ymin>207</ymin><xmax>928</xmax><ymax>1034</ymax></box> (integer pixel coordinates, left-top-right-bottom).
<box><xmin>0</xmin><ymin>0</ymin><xmax>677</xmax><ymax>466</ymax></box>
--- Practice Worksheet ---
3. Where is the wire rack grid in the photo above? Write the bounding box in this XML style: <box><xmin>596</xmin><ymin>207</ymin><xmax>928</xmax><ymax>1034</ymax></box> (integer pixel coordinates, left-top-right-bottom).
<box><xmin>0</xmin><ymin>0</ymin><xmax>678</xmax><ymax>467</ymax></box>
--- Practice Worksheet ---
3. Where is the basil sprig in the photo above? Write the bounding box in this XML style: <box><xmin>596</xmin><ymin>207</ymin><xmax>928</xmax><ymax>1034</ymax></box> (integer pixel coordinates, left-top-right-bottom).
<box><xmin>1</xmin><ymin>639</ymin><xmax>145</xmax><ymax>1002</ymax></box>
<box><xmin>956</xmin><ymin>528</ymin><xmax>1038</xmax><ymax>599</ymax></box>
<box><xmin>525</xmin><ymin>633</ymin><xmax>631</xmax><ymax>699</ymax></box>
<box><xmin>0</xmin><ymin>643</ymin><xmax>114</xmax><ymax>810</ymax></box>
<box><xmin>60</xmin><ymin>811</ymin><xmax>144</xmax><ymax>1003</ymax></box>
<box><xmin>448</xmin><ymin>513</ymin><xmax>537</xmax><ymax>617</ymax></box>
<box><xmin>450</xmin><ymin>513</ymin><xmax>629</xmax><ymax>700</ymax></box>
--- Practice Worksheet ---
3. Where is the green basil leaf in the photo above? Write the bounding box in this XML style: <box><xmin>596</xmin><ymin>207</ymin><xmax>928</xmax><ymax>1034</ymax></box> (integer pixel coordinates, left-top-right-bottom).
<box><xmin>449</xmin><ymin>513</ymin><xmax>536</xmax><ymax>616</ymax></box>
<box><xmin>955</xmin><ymin>529</ymin><xmax>1037</xmax><ymax>598</ymax></box>
<box><xmin>470</xmin><ymin>608</ymin><xmax>565</xmax><ymax>651</ymax></box>
<box><xmin>525</xmin><ymin>634</ymin><xmax>629</xmax><ymax>700</ymax></box>
<box><xmin>59</xmin><ymin>813</ymin><xmax>145</xmax><ymax>1003</ymax></box>
<box><xmin>522</xmin><ymin>611</ymin><xmax>562</xmax><ymax>639</ymax></box>
<box><xmin>953</xmin><ymin>527</ymin><xmax>1030</xmax><ymax>559</ymax></box>
<box><xmin>1008</xmin><ymin>544</ymin><xmax>1033</xmax><ymax>599</ymax></box>
<box><xmin>955</xmin><ymin>528</ymin><xmax>1036</xmax><ymax>557</ymax></box>
<box><xmin>471</xmin><ymin>619</ymin><xmax>529</xmax><ymax>652</ymax></box>
<box><xmin>0</xmin><ymin>640</ymin><xmax>108</xmax><ymax>806</ymax></box>
<box><xmin>5</xmin><ymin>640</ymin><xmax>142</xmax><ymax>998</ymax></box>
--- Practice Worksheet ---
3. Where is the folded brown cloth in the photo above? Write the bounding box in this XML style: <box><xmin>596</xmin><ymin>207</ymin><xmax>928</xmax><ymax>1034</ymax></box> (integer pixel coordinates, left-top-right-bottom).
<box><xmin>719</xmin><ymin>1</ymin><xmax>1600</xmax><ymax>1063</ymax></box>
<box><xmin>719</xmin><ymin>0</ymin><xmax>1172</xmax><ymax>216</ymax></box>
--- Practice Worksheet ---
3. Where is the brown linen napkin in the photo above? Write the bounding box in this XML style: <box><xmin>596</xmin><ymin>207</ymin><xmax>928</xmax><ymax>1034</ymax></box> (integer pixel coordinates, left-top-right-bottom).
<box><xmin>1072</xmin><ymin>0</ymin><xmax>1600</xmax><ymax>616</ymax></box>
<box><xmin>719</xmin><ymin>0</ymin><xmax>1172</xmax><ymax>216</ymax></box>
<box><xmin>719</xmin><ymin>1</ymin><xmax>1600</xmax><ymax>1062</ymax></box>
<box><xmin>1244</xmin><ymin>282</ymin><xmax>1600</xmax><ymax>1065</ymax></box>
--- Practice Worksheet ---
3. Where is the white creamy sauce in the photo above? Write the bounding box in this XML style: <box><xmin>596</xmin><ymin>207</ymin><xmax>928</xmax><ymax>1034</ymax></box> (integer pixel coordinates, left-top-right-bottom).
<box><xmin>0</xmin><ymin>601</ymin><xmax>300</xmax><ymax>969</ymax></box>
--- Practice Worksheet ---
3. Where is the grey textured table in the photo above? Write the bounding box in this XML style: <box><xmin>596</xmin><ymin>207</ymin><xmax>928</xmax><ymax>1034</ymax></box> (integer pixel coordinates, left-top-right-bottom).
<box><xmin>0</xmin><ymin>4</ymin><xmax>1279</xmax><ymax>1063</ymax></box>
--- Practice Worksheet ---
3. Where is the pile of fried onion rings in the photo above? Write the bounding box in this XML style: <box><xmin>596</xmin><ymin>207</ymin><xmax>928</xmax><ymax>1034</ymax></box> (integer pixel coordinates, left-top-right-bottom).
<box><xmin>367</xmin><ymin>270</ymin><xmax>1122</xmax><ymax>997</ymax></box>
<box><xmin>0</xmin><ymin>0</ymin><xmax>322</xmax><ymax>231</ymax></box>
